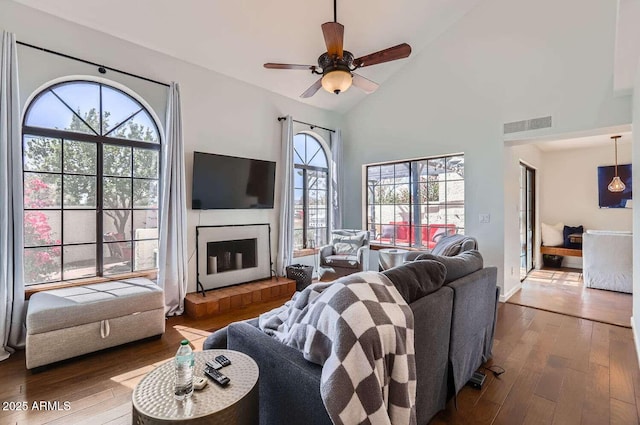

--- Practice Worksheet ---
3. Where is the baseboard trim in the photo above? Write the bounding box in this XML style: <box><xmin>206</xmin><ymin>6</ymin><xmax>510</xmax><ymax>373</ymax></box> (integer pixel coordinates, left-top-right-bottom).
<box><xmin>631</xmin><ymin>316</ymin><xmax>640</xmax><ymax>368</ymax></box>
<box><xmin>500</xmin><ymin>282</ymin><xmax>522</xmax><ymax>303</ymax></box>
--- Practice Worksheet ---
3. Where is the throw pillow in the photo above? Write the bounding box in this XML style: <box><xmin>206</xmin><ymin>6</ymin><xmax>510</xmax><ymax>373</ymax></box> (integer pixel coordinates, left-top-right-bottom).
<box><xmin>563</xmin><ymin>225</ymin><xmax>584</xmax><ymax>249</ymax></box>
<box><xmin>332</xmin><ymin>234</ymin><xmax>365</xmax><ymax>255</ymax></box>
<box><xmin>431</xmin><ymin>234</ymin><xmax>464</xmax><ymax>256</ymax></box>
<box><xmin>540</xmin><ymin>222</ymin><xmax>564</xmax><ymax>246</ymax></box>
<box><xmin>382</xmin><ymin>260</ymin><xmax>446</xmax><ymax>304</ymax></box>
<box><xmin>414</xmin><ymin>250</ymin><xmax>483</xmax><ymax>283</ymax></box>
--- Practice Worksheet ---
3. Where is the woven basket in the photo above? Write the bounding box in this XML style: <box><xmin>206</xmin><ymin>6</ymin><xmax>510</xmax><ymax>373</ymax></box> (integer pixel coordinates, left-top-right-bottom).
<box><xmin>286</xmin><ymin>264</ymin><xmax>314</xmax><ymax>291</ymax></box>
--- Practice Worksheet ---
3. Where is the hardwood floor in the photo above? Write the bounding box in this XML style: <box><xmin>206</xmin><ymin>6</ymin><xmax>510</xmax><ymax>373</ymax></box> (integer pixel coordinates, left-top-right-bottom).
<box><xmin>507</xmin><ymin>268</ymin><xmax>632</xmax><ymax>328</ymax></box>
<box><xmin>1</xmin><ymin>300</ymin><xmax>639</xmax><ymax>424</ymax></box>
<box><xmin>431</xmin><ymin>303</ymin><xmax>640</xmax><ymax>425</ymax></box>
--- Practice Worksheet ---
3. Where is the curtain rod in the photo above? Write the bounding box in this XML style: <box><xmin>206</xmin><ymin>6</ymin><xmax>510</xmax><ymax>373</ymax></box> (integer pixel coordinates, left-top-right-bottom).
<box><xmin>17</xmin><ymin>41</ymin><xmax>170</xmax><ymax>88</ymax></box>
<box><xmin>278</xmin><ymin>117</ymin><xmax>335</xmax><ymax>133</ymax></box>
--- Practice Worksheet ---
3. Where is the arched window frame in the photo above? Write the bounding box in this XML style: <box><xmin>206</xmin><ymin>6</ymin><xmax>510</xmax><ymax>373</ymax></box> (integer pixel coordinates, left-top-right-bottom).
<box><xmin>293</xmin><ymin>132</ymin><xmax>330</xmax><ymax>251</ymax></box>
<box><xmin>21</xmin><ymin>79</ymin><xmax>162</xmax><ymax>286</ymax></box>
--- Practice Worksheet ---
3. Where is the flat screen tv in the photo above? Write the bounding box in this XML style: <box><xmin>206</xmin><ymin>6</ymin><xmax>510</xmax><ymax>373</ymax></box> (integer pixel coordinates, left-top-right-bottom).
<box><xmin>192</xmin><ymin>152</ymin><xmax>276</xmax><ymax>209</ymax></box>
<box><xmin>597</xmin><ymin>164</ymin><xmax>632</xmax><ymax>208</ymax></box>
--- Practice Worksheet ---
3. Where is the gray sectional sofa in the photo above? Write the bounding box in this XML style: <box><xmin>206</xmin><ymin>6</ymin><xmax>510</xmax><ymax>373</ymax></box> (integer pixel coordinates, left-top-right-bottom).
<box><xmin>205</xmin><ymin>250</ymin><xmax>499</xmax><ymax>424</ymax></box>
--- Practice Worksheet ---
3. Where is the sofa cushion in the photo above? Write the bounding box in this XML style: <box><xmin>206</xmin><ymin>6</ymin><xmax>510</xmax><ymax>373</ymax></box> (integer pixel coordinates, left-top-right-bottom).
<box><xmin>541</xmin><ymin>222</ymin><xmax>564</xmax><ymax>246</ymax></box>
<box><xmin>414</xmin><ymin>250</ymin><xmax>483</xmax><ymax>283</ymax></box>
<box><xmin>382</xmin><ymin>259</ymin><xmax>446</xmax><ymax>303</ymax></box>
<box><xmin>324</xmin><ymin>254</ymin><xmax>360</xmax><ymax>268</ymax></box>
<box><xmin>431</xmin><ymin>234</ymin><xmax>477</xmax><ymax>256</ymax></box>
<box><xmin>27</xmin><ymin>278</ymin><xmax>164</xmax><ymax>335</ymax></box>
<box><xmin>332</xmin><ymin>234</ymin><xmax>365</xmax><ymax>255</ymax></box>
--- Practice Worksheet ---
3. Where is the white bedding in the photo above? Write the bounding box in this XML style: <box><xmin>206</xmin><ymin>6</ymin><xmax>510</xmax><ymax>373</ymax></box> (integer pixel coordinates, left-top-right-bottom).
<box><xmin>582</xmin><ymin>231</ymin><xmax>632</xmax><ymax>293</ymax></box>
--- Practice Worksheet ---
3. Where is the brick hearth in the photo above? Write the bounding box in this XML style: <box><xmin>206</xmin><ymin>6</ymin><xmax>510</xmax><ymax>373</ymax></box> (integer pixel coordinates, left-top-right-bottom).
<box><xmin>185</xmin><ymin>277</ymin><xmax>296</xmax><ymax>319</ymax></box>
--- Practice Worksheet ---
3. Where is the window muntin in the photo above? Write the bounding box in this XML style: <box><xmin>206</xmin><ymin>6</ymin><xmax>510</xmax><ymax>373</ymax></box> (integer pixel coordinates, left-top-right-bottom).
<box><xmin>25</xmin><ymin>81</ymin><xmax>159</xmax><ymax>143</ymax></box>
<box><xmin>366</xmin><ymin>155</ymin><xmax>464</xmax><ymax>248</ymax></box>
<box><xmin>293</xmin><ymin>134</ymin><xmax>329</xmax><ymax>251</ymax></box>
<box><xmin>22</xmin><ymin>81</ymin><xmax>160</xmax><ymax>285</ymax></box>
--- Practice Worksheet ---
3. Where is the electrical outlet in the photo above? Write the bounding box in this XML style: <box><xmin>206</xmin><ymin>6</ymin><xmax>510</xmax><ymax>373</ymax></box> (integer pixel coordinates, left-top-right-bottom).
<box><xmin>479</xmin><ymin>213</ymin><xmax>490</xmax><ymax>223</ymax></box>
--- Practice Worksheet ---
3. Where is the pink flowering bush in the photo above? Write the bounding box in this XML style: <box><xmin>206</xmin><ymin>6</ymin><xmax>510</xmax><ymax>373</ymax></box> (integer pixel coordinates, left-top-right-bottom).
<box><xmin>24</xmin><ymin>177</ymin><xmax>61</xmax><ymax>283</ymax></box>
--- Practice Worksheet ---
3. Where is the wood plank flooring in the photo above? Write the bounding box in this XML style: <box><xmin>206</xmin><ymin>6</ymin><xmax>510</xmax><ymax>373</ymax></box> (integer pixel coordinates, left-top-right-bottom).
<box><xmin>431</xmin><ymin>303</ymin><xmax>640</xmax><ymax>425</ymax></box>
<box><xmin>1</xmin><ymin>300</ymin><xmax>639</xmax><ymax>424</ymax></box>
<box><xmin>507</xmin><ymin>269</ymin><xmax>632</xmax><ymax>328</ymax></box>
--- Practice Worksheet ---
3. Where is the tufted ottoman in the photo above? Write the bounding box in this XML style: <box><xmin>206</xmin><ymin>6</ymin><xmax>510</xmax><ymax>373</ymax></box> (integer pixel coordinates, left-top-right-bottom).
<box><xmin>26</xmin><ymin>278</ymin><xmax>165</xmax><ymax>369</ymax></box>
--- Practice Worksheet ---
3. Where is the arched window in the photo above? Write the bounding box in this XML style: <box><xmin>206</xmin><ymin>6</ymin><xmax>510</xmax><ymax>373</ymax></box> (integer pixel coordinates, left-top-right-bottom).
<box><xmin>293</xmin><ymin>133</ymin><xmax>329</xmax><ymax>251</ymax></box>
<box><xmin>22</xmin><ymin>80</ymin><xmax>161</xmax><ymax>285</ymax></box>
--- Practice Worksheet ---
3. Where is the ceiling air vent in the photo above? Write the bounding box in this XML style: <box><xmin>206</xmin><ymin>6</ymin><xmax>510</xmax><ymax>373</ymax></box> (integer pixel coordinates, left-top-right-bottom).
<box><xmin>503</xmin><ymin>116</ymin><xmax>552</xmax><ymax>134</ymax></box>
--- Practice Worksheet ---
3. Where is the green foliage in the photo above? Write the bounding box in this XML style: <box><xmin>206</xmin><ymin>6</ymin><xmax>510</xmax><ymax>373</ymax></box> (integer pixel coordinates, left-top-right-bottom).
<box><xmin>23</xmin><ymin>106</ymin><xmax>159</xmax><ymax>282</ymax></box>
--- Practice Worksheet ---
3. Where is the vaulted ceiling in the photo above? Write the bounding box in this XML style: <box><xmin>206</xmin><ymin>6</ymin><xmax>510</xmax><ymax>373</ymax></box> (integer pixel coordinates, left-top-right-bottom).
<box><xmin>12</xmin><ymin>0</ymin><xmax>482</xmax><ymax>113</ymax></box>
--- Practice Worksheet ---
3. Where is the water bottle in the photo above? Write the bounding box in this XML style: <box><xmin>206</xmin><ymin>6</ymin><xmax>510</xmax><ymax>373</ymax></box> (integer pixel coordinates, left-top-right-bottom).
<box><xmin>174</xmin><ymin>339</ymin><xmax>194</xmax><ymax>400</ymax></box>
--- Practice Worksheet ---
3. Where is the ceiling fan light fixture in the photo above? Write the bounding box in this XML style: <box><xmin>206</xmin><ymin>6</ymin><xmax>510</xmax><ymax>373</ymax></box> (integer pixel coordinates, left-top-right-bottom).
<box><xmin>321</xmin><ymin>69</ymin><xmax>352</xmax><ymax>94</ymax></box>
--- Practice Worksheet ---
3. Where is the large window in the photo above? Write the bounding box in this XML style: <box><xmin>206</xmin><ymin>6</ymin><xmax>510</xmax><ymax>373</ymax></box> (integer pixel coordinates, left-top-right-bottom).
<box><xmin>22</xmin><ymin>81</ymin><xmax>161</xmax><ymax>285</ymax></box>
<box><xmin>366</xmin><ymin>155</ymin><xmax>464</xmax><ymax>248</ymax></box>
<box><xmin>293</xmin><ymin>133</ymin><xmax>329</xmax><ymax>251</ymax></box>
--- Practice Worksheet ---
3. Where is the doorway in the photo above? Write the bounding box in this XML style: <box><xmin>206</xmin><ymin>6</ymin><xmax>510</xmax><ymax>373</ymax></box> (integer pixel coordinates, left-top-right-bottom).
<box><xmin>519</xmin><ymin>163</ymin><xmax>535</xmax><ymax>280</ymax></box>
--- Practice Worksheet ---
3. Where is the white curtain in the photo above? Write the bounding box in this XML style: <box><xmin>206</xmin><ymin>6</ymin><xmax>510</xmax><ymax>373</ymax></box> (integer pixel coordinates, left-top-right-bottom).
<box><xmin>330</xmin><ymin>129</ymin><xmax>343</xmax><ymax>231</ymax></box>
<box><xmin>0</xmin><ymin>31</ymin><xmax>25</xmax><ymax>361</ymax></box>
<box><xmin>158</xmin><ymin>82</ymin><xmax>188</xmax><ymax>316</ymax></box>
<box><xmin>276</xmin><ymin>116</ymin><xmax>294</xmax><ymax>276</ymax></box>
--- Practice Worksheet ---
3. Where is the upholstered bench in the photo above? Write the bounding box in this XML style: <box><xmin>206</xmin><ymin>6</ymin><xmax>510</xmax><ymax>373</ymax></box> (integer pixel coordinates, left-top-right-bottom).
<box><xmin>26</xmin><ymin>278</ymin><xmax>165</xmax><ymax>369</ymax></box>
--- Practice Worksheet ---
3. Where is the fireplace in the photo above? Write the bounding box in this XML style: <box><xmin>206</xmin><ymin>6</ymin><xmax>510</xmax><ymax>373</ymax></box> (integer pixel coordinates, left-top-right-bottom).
<box><xmin>206</xmin><ymin>238</ymin><xmax>257</xmax><ymax>273</ymax></box>
<box><xmin>196</xmin><ymin>224</ymin><xmax>271</xmax><ymax>293</ymax></box>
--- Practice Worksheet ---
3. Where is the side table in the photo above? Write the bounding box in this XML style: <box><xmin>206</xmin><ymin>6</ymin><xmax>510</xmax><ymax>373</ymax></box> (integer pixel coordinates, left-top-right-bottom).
<box><xmin>132</xmin><ymin>349</ymin><xmax>259</xmax><ymax>425</ymax></box>
<box><xmin>378</xmin><ymin>248</ymin><xmax>409</xmax><ymax>270</ymax></box>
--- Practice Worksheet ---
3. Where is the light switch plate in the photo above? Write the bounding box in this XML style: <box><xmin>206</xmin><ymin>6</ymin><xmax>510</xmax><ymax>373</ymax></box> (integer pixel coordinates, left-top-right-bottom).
<box><xmin>479</xmin><ymin>213</ymin><xmax>490</xmax><ymax>223</ymax></box>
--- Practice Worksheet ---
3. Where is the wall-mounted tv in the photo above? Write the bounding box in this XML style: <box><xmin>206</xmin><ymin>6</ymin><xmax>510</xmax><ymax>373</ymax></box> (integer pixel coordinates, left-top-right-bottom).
<box><xmin>192</xmin><ymin>152</ymin><xmax>276</xmax><ymax>210</ymax></box>
<box><xmin>597</xmin><ymin>164</ymin><xmax>632</xmax><ymax>208</ymax></box>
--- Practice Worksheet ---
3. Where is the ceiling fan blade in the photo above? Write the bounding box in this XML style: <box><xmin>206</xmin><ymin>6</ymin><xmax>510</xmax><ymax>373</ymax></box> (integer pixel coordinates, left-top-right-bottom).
<box><xmin>300</xmin><ymin>78</ymin><xmax>323</xmax><ymax>98</ymax></box>
<box><xmin>264</xmin><ymin>63</ymin><xmax>315</xmax><ymax>70</ymax></box>
<box><xmin>352</xmin><ymin>73</ymin><xmax>379</xmax><ymax>94</ymax></box>
<box><xmin>354</xmin><ymin>43</ymin><xmax>412</xmax><ymax>68</ymax></box>
<box><xmin>321</xmin><ymin>22</ymin><xmax>344</xmax><ymax>58</ymax></box>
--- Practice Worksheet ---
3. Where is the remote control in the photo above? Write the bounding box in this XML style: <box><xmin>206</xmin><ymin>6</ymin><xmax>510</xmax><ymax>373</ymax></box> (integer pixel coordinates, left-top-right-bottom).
<box><xmin>193</xmin><ymin>376</ymin><xmax>208</xmax><ymax>390</ymax></box>
<box><xmin>206</xmin><ymin>360</ymin><xmax>223</xmax><ymax>370</ymax></box>
<box><xmin>204</xmin><ymin>366</ymin><xmax>230</xmax><ymax>387</ymax></box>
<box><xmin>215</xmin><ymin>355</ymin><xmax>231</xmax><ymax>367</ymax></box>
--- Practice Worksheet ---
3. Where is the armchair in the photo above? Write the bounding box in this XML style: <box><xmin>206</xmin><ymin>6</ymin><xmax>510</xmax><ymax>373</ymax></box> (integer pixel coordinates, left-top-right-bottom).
<box><xmin>318</xmin><ymin>229</ymin><xmax>369</xmax><ymax>280</ymax></box>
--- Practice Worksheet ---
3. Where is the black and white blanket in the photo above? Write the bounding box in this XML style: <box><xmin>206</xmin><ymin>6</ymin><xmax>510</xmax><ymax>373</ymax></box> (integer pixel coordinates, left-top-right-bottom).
<box><xmin>259</xmin><ymin>271</ymin><xmax>417</xmax><ymax>425</ymax></box>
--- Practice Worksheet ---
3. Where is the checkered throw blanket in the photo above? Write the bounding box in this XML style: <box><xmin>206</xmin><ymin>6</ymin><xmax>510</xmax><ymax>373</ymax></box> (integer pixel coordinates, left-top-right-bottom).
<box><xmin>259</xmin><ymin>271</ymin><xmax>417</xmax><ymax>425</ymax></box>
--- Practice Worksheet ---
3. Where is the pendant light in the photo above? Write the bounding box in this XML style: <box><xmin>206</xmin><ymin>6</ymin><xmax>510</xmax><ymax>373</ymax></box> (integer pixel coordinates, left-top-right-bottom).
<box><xmin>607</xmin><ymin>135</ymin><xmax>625</xmax><ymax>193</ymax></box>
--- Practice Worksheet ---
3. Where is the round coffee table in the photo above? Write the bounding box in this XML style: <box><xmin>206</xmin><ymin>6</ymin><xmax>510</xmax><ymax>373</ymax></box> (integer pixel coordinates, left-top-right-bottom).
<box><xmin>132</xmin><ymin>349</ymin><xmax>258</xmax><ymax>425</ymax></box>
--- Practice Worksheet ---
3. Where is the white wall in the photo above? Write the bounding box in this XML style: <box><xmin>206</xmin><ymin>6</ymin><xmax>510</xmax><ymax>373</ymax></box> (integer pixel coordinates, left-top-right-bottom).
<box><xmin>0</xmin><ymin>1</ymin><xmax>342</xmax><ymax>294</ymax></box>
<box><xmin>540</xmin><ymin>143</ymin><xmax>633</xmax><ymax>232</ymax></box>
<box><xmin>343</xmin><ymin>0</ymin><xmax>632</xmax><ymax>297</ymax></box>
<box><xmin>503</xmin><ymin>144</ymin><xmax>543</xmax><ymax>300</ymax></box>
<box><xmin>633</xmin><ymin>59</ymin><xmax>640</xmax><ymax>360</ymax></box>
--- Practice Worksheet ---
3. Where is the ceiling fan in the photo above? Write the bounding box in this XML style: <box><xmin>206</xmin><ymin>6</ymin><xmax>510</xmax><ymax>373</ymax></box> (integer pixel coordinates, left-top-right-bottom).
<box><xmin>264</xmin><ymin>0</ymin><xmax>412</xmax><ymax>98</ymax></box>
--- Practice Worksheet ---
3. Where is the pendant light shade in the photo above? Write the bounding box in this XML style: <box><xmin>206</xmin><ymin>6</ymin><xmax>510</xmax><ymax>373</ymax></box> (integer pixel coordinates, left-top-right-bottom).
<box><xmin>608</xmin><ymin>176</ymin><xmax>625</xmax><ymax>192</ymax></box>
<box><xmin>608</xmin><ymin>135</ymin><xmax>625</xmax><ymax>193</ymax></box>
